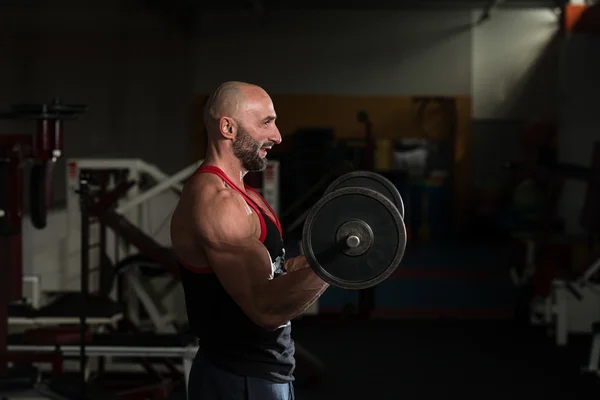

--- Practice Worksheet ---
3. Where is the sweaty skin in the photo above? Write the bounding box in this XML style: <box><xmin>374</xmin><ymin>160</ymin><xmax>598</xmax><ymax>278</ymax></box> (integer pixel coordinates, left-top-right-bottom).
<box><xmin>171</xmin><ymin>81</ymin><xmax>329</xmax><ymax>331</ymax></box>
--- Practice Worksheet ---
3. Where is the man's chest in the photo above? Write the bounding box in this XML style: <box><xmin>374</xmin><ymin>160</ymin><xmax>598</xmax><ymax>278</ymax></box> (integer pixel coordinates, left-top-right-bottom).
<box><xmin>246</xmin><ymin>191</ymin><xmax>277</xmax><ymax>222</ymax></box>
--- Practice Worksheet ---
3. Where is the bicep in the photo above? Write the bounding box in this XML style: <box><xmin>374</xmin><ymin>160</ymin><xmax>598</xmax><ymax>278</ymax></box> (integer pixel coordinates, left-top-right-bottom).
<box><xmin>203</xmin><ymin>237</ymin><xmax>273</xmax><ymax>324</ymax></box>
<box><xmin>192</xmin><ymin>193</ymin><xmax>273</xmax><ymax>323</ymax></box>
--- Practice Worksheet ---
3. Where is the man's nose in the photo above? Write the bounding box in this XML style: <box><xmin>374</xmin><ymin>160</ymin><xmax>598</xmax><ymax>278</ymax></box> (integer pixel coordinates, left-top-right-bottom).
<box><xmin>271</xmin><ymin>126</ymin><xmax>282</xmax><ymax>145</ymax></box>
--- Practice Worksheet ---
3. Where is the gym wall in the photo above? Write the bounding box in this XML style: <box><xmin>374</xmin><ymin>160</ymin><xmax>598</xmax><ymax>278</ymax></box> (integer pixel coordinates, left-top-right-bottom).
<box><xmin>558</xmin><ymin>33</ymin><xmax>600</xmax><ymax>235</ymax></box>
<box><xmin>0</xmin><ymin>0</ymin><xmax>196</xmax><ymax>208</ymax></box>
<box><xmin>193</xmin><ymin>8</ymin><xmax>559</xmax><ymax>121</ymax></box>
<box><xmin>1</xmin><ymin>4</ymin><xmax>561</xmax><ymax>209</ymax></box>
<box><xmin>472</xmin><ymin>9</ymin><xmax>560</xmax><ymax>120</ymax></box>
<box><xmin>193</xmin><ymin>10</ymin><xmax>473</xmax><ymax>96</ymax></box>
<box><xmin>191</xmin><ymin>8</ymin><xmax>561</xmax><ymax>229</ymax></box>
<box><xmin>469</xmin><ymin>8</ymin><xmax>561</xmax><ymax>218</ymax></box>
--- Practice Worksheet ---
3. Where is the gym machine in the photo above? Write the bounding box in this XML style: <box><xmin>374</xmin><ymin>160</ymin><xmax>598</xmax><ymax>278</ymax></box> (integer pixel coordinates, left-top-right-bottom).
<box><xmin>507</xmin><ymin>140</ymin><xmax>600</xmax><ymax>346</ymax></box>
<box><xmin>0</xmin><ymin>101</ymin><xmax>186</xmax><ymax>399</ymax></box>
<box><xmin>0</xmin><ymin>124</ymin><xmax>196</xmax><ymax>398</ymax></box>
<box><xmin>4</xmin><ymin>176</ymin><xmax>194</xmax><ymax>400</ymax></box>
<box><xmin>0</xmin><ymin>98</ymin><xmax>86</xmax><ymax>394</ymax></box>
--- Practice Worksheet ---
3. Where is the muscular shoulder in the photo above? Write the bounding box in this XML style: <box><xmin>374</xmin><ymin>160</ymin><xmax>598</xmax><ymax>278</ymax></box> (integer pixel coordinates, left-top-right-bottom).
<box><xmin>180</xmin><ymin>173</ymin><xmax>254</xmax><ymax>246</ymax></box>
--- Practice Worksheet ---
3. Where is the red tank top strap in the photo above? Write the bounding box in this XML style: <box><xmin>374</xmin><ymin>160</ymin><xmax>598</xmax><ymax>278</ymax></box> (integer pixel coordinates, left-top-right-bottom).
<box><xmin>246</xmin><ymin>186</ymin><xmax>282</xmax><ymax>235</ymax></box>
<box><xmin>178</xmin><ymin>165</ymin><xmax>269</xmax><ymax>274</ymax></box>
<box><xmin>178</xmin><ymin>257</ymin><xmax>213</xmax><ymax>274</ymax></box>
<box><xmin>194</xmin><ymin>165</ymin><xmax>267</xmax><ymax>242</ymax></box>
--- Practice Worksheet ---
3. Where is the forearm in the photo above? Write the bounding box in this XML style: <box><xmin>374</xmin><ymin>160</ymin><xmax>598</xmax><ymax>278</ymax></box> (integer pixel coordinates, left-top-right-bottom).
<box><xmin>258</xmin><ymin>268</ymin><xmax>329</xmax><ymax>329</ymax></box>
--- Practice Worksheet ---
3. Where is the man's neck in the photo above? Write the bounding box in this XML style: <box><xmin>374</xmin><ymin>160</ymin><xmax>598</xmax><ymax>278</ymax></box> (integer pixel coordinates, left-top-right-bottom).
<box><xmin>203</xmin><ymin>152</ymin><xmax>248</xmax><ymax>191</ymax></box>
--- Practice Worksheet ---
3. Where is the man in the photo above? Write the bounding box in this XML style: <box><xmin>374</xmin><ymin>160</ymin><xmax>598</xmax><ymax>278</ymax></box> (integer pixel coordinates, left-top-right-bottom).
<box><xmin>170</xmin><ymin>81</ymin><xmax>329</xmax><ymax>399</ymax></box>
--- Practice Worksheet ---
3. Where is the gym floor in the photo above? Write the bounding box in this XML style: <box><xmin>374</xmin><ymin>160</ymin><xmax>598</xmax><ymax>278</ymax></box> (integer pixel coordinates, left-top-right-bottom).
<box><xmin>290</xmin><ymin>317</ymin><xmax>599</xmax><ymax>400</ymax></box>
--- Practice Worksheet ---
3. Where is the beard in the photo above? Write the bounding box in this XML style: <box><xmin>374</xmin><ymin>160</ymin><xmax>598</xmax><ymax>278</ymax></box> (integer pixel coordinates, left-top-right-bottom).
<box><xmin>233</xmin><ymin>124</ymin><xmax>268</xmax><ymax>172</ymax></box>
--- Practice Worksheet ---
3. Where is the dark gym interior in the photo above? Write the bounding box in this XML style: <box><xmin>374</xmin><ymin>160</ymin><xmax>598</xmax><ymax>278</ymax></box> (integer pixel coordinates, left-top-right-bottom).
<box><xmin>1</xmin><ymin>0</ymin><xmax>600</xmax><ymax>399</ymax></box>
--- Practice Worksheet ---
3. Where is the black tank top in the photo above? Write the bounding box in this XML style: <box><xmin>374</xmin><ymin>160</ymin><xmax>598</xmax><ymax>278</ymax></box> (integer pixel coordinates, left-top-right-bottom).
<box><xmin>178</xmin><ymin>165</ymin><xmax>295</xmax><ymax>383</ymax></box>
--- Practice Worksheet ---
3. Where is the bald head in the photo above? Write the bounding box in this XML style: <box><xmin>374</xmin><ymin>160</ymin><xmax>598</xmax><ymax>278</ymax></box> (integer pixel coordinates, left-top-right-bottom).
<box><xmin>203</xmin><ymin>81</ymin><xmax>266</xmax><ymax>135</ymax></box>
<box><xmin>201</xmin><ymin>80</ymin><xmax>281</xmax><ymax>171</ymax></box>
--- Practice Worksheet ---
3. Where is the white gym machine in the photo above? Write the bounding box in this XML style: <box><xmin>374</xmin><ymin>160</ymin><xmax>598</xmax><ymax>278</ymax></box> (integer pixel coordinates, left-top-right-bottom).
<box><xmin>577</xmin><ymin>256</ymin><xmax>600</xmax><ymax>375</ymax></box>
<box><xmin>525</xmin><ymin>243</ymin><xmax>600</xmax><ymax>347</ymax></box>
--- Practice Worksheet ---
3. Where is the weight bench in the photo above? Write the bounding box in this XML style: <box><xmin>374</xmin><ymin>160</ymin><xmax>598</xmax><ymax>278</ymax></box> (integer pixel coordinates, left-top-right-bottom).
<box><xmin>7</xmin><ymin>333</ymin><xmax>198</xmax><ymax>390</ymax></box>
<box><xmin>8</xmin><ymin>292</ymin><xmax>124</xmax><ymax>327</ymax></box>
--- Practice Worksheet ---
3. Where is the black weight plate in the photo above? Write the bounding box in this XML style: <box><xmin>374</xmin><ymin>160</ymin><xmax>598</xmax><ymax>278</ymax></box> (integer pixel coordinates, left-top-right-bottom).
<box><xmin>302</xmin><ymin>187</ymin><xmax>406</xmax><ymax>290</ymax></box>
<box><xmin>325</xmin><ymin>171</ymin><xmax>404</xmax><ymax>219</ymax></box>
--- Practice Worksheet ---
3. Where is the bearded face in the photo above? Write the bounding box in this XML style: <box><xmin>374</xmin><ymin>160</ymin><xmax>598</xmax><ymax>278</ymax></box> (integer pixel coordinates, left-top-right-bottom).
<box><xmin>232</xmin><ymin>123</ymin><xmax>269</xmax><ymax>172</ymax></box>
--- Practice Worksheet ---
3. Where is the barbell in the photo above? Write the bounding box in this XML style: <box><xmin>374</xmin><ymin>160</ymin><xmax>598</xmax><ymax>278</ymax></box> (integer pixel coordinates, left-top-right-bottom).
<box><xmin>301</xmin><ymin>171</ymin><xmax>407</xmax><ymax>290</ymax></box>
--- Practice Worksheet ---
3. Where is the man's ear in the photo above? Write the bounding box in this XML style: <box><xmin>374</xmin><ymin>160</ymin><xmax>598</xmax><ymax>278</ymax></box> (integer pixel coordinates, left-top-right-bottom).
<box><xmin>220</xmin><ymin>117</ymin><xmax>235</xmax><ymax>139</ymax></box>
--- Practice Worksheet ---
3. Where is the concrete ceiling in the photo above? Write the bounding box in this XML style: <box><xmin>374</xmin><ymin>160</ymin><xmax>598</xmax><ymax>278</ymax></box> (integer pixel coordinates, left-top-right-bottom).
<box><xmin>197</xmin><ymin>0</ymin><xmax>566</xmax><ymax>10</ymax></box>
<box><xmin>142</xmin><ymin>0</ymin><xmax>567</xmax><ymax>33</ymax></box>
